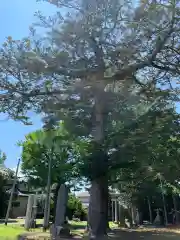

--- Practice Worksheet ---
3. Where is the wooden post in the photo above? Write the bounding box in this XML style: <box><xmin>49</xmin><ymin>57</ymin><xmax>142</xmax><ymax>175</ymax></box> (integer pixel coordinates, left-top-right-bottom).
<box><xmin>4</xmin><ymin>159</ymin><xmax>21</xmax><ymax>225</ymax></box>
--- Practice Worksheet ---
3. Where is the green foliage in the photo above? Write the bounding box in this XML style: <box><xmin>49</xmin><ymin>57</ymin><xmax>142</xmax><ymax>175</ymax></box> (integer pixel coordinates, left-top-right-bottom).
<box><xmin>19</xmin><ymin>123</ymin><xmax>78</xmax><ymax>188</ymax></box>
<box><xmin>0</xmin><ymin>150</ymin><xmax>16</xmax><ymax>218</ymax></box>
<box><xmin>67</xmin><ymin>194</ymin><xmax>87</xmax><ymax>220</ymax></box>
<box><xmin>0</xmin><ymin>0</ymin><xmax>179</xmax><ymax>128</ymax></box>
<box><xmin>109</xmin><ymin>105</ymin><xmax>180</xmax><ymax>208</ymax></box>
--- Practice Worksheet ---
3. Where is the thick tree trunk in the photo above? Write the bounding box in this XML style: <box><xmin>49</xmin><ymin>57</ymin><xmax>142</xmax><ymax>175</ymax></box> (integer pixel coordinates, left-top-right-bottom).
<box><xmin>52</xmin><ymin>184</ymin><xmax>60</xmax><ymax>224</ymax></box>
<box><xmin>127</xmin><ymin>208</ymin><xmax>133</xmax><ymax>227</ymax></box>
<box><xmin>88</xmin><ymin>176</ymin><xmax>109</xmax><ymax>240</ymax></box>
<box><xmin>131</xmin><ymin>205</ymin><xmax>136</xmax><ymax>226</ymax></box>
<box><xmin>162</xmin><ymin>193</ymin><xmax>168</xmax><ymax>225</ymax></box>
<box><xmin>118</xmin><ymin>206</ymin><xmax>126</xmax><ymax>227</ymax></box>
<box><xmin>88</xmin><ymin>79</ymin><xmax>109</xmax><ymax>239</ymax></box>
<box><xmin>107</xmin><ymin>221</ymin><xmax>110</xmax><ymax>232</ymax></box>
<box><xmin>160</xmin><ymin>178</ymin><xmax>168</xmax><ymax>225</ymax></box>
<box><xmin>106</xmin><ymin>194</ymin><xmax>111</xmax><ymax>231</ymax></box>
<box><xmin>172</xmin><ymin>194</ymin><xmax>179</xmax><ymax>224</ymax></box>
<box><xmin>147</xmin><ymin>197</ymin><xmax>153</xmax><ymax>224</ymax></box>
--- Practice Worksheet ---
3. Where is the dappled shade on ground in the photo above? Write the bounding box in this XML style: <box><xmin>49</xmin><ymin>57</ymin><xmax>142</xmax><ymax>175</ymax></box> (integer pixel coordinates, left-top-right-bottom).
<box><xmin>2</xmin><ymin>221</ymin><xmax>180</xmax><ymax>239</ymax></box>
<box><xmin>110</xmin><ymin>229</ymin><xmax>180</xmax><ymax>240</ymax></box>
<box><xmin>18</xmin><ymin>228</ymin><xmax>180</xmax><ymax>240</ymax></box>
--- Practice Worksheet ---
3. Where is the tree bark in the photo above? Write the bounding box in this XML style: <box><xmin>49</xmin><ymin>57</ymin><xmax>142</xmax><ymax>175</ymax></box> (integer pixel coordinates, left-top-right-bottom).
<box><xmin>160</xmin><ymin>178</ymin><xmax>168</xmax><ymax>225</ymax></box>
<box><xmin>131</xmin><ymin>205</ymin><xmax>135</xmax><ymax>226</ymax></box>
<box><xmin>118</xmin><ymin>206</ymin><xmax>126</xmax><ymax>227</ymax></box>
<box><xmin>147</xmin><ymin>197</ymin><xmax>153</xmax><ymax>224</ymax></box>
<box><xmin>52</xmin><ymin>183</ymin><xmax>60</xmax><ymax>224</ymax></box>
<box><xmin>127</xmin><ymin>208</ymin><xmax>133</xmax><ymax>227</ymax></box>
<box><xmin>172</xmin><ymin>194</ymin><xmax>179</xmax><ymax>224</ymax></box>
<box><xmin>88</xmin><ymin>79</ymin><xmax>109</xmax><ymax>239</ymax></box>
<box><xmin>88</xmin><ymin>176</ymin><xmax>109</xmax><ymax>240</ymax></box>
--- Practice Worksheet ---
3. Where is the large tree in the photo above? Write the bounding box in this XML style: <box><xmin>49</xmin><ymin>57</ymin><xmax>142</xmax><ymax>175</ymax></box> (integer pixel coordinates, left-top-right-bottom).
<box><xmin>0</xmin><ymin>0</ymin><xmax>180</xmax><ymax>238</ymax></box>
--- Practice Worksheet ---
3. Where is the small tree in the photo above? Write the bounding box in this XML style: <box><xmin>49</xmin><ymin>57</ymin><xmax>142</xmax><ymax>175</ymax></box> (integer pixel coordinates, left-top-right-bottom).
<box><xmin>67</xmin><ymin>194</ymin><xmax>87</xmax><ymax>220</ymax></box>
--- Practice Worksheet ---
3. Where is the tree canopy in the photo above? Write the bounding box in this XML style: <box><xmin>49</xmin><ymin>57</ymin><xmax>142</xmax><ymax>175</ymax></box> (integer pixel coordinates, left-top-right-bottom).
<box><xmin>0</xmin><ymin>0</ymin><xmax>179</xmax><ymax>123</ymax></box>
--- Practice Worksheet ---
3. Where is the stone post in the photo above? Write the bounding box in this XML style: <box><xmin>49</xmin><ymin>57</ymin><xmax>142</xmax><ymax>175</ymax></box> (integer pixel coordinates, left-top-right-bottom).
<box><xmin>135</xmin><ymin>209</ymin><xmax>140</xmax><ymax>226</ymax></box>
<box><xmin>31</xmin><ymin>194</ymin><xmax>37</xmax><ymax>228</ymax></box>
<box><xmin>50</xmin><ymin>184</ymin><xmax>70</xmax><ymax>240</ymax></box>
<box><xmin>25</xmin><ymin>195</ymin><xmax>34</xmax><ymax>230</ymax></box>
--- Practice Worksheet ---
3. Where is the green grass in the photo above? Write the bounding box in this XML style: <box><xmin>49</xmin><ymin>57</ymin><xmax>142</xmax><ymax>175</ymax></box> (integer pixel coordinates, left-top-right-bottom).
<box><xmin>0</xmin><ymin>225</ymin><xmax>26</xmax><ymax>239</ymax></box>
<box><xmin>69</xmin><ymin>221</ymin><xmax>118</xmax><ymax>236</ymax></box>
<box><xmin>70</xmin><ymin>220</ymin><xmax>87</xmax><ymax>225</ymax></box>
<box><xmin>0</xmin><ymin>223</ymin><xmax>44</xmax><ymax>240</ymax></box>
<box><xmin>69</xmin><ymin>221</ymin><xmax>118</xmax><ymax>228</ymax></box>
<box><xmin>109</xmin><ymin>221</ymin><xmax>118</xmax><ymax>228</ymax></box>
<box><xmin>0</xmin><ymin>220</ymin><xmax>118</xmax><ymax>240</ymax></box>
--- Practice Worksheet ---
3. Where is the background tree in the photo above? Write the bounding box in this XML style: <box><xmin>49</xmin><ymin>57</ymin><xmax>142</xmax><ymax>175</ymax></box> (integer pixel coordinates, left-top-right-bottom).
<box><xmin>66</xmin><ymin>194</ymin><xmax>87</xmax><ymax>221</ymax></box>
<box><xmin>0</xmin><ymin>150</ymin><xmax>7</xmax><ymax>168</ymax></box>
<box><xmin>20</xmin><ymin>127</ymin><xmax>75</xmax><ymax>188</ymax></box>
<box><xmin>109</xmin><ymin>104</ymin><xmax>180</xmax><ymax>225</ymax></box>
<box><xmin>0</xmin><ymin>150</ymin><xmax>16</xmax><ymax>219</ymax></box>
<box><xmin>0</xmin><ymin>173</ymin><xmax>9</xmax><ymax>218</ymax></box>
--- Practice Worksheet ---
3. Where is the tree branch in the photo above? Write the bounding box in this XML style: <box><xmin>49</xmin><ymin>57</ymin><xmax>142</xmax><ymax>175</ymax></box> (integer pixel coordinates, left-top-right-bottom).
<box><xmin>108</xmin><ymin>9</ymin><xmax>176</xmax><ymax>82</ymax></box>
<box><xmin>151</xmin><ymin>62</ymin><xmax>179</xmax><ymax>75</ymax></box>
<box><xmin>88</xmin><ymin>36</ymin><xmax>105</xmax><ymax>70</ymax></box>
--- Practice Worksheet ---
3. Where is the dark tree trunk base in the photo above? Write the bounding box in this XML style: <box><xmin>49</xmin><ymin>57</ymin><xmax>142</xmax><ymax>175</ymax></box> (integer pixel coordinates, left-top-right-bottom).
<box><xmin>88</xmin><ymin>177</ymin><xmax>109</xmax><ymax>240</ymax></box>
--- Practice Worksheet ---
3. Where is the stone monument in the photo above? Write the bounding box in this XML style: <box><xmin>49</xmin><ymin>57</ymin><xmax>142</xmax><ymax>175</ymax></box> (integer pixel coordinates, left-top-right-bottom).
<box><xmin>25</xmin><ymin>195</ymin><xmax>35</xmax><ymax>230</ymax></box>
<box><xmin>50</xmin><ymin>184</ymin><xmax>70</xmax><ymax>240</ymax></box>
<box><xmin>135</xmin><ymin>209</ymin><xmax>140</xmax><ymax>226</ymax></box>
<box><xmin>153</xmin><ymin>209</ymin><xmax>161</xmax><ymax>226</ymax></box>
<box><xmin>31</xmin><ymin>194</ymin><xmax>37</xmax><ymax>228</ymax></box>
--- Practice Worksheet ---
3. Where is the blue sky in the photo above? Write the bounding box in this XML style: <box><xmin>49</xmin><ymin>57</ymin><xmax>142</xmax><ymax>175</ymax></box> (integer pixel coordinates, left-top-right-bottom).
<box><xmin>0</xmin><ymin>0</ymin><xmax>56</xmax><ymax>168</ymax></box>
